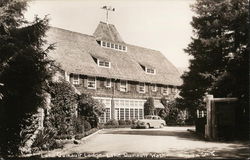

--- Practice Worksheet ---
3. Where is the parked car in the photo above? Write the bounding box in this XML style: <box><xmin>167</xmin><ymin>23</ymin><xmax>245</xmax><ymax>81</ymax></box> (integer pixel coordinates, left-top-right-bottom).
<box><xmin>135</xmin><ymin>115</ymin><xmax>166</xmax><ymax>128</ymax></box>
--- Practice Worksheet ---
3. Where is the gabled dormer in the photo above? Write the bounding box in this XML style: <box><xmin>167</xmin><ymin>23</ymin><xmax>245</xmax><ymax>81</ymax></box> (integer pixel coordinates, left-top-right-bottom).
<box><xmin>91</xmin><ymin>55</ymin><xmax>111</xmax><ymax>68</ymax></box>
<box><xmin>140</xmin><ymin>63</ymin><xmax>156</xmax><ymax>75</ymax></box>
<box><xmin>93</xmin><ymin>21</ymin><xmax>127</xmax><ymax>52</ymax></box>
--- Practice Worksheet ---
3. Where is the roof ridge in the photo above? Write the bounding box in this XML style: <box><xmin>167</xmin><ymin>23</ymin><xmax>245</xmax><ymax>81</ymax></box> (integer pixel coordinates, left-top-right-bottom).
<box><xmin>49</xmin><ymin>26</ymin><xmax>95</xmax><ymax>38</ymax></box>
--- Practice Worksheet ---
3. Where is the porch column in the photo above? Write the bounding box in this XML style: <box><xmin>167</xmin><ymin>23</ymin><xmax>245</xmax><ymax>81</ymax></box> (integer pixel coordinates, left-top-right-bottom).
<box><xmin>205</xmin><ymin>94</ymin><xmax>214</xmax><ymax>140</ymax></box>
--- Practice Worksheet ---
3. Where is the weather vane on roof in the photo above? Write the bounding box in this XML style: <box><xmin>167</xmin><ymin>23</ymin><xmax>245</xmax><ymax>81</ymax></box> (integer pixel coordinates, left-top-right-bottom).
<box><xmin>101</xmin><ymin>6</ymin><xmax>115</xmax><ymax>24</ymax></box>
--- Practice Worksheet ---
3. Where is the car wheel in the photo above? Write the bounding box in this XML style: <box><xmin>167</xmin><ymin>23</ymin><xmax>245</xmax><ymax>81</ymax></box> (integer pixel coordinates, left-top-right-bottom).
<box><xmin>159</xmin><ymin>124</ymin><xmax>164</xmax><ymax>128</ymax></box>
<box><xmin>145</xmin><ymin>124</ymin><xmax>150</xmax><ymax>129</ymax></box>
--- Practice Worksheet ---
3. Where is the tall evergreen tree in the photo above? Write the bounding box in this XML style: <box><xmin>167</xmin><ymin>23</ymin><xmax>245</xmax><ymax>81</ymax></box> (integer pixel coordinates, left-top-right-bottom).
<box><xmin>179</xmin><ymin>0</ymin><xmax>249</xmax><ymax>120</ymax></box>
<box><xmin>0</xmin><ymin>0</ymin><xmax>54</xmax><ymax>155</ymax></box>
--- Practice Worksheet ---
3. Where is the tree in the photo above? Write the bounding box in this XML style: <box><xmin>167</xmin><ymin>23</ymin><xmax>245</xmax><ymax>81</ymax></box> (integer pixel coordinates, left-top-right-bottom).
<box><xmin>0</xmin><ymin>0</ymin><xmax>54</xmax><ymax>156</ymax></box>
<box><xmin>179</xmin><ymin>0</ymin><xmax>248</xmax><ymax>120</ymax></box>
<box><xmin>144</xmin><ymin>97</ymin><xmax>155</xmax><ymax>115</ymax></box>
<box><xmin>77</xmin><ymin>94</ymin><xmax>105</xmax><ymax>128</ymax></box>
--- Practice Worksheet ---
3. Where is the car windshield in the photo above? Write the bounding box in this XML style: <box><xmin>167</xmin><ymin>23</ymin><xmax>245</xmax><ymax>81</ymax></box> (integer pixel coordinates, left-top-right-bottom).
<box><xmin>145</xmin><ymin>116</ymin><xmax>152</xmax><ymax>119</ymax></box>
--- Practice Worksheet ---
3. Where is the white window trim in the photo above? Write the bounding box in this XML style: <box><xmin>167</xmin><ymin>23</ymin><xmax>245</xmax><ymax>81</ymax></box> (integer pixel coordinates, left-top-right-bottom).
<box><xmin>87</xmin><ymin>77</ymin><xmax>96</xmax><ymax>89</ymax></box>
<box><xmin>145</xmin><ymin>67</ymin><xmax>156</xmax><ymax>75</ymax></box>
<box><xmin>72</xmin><ymin>74</ymin><xmax>79</xmax><ymax>85</ymax></box>
<box><xmin>120</xmin><ymin>80</ymin><xmax>128</xmax><ymax>92</ymax></box>
<box><xmin>138</xmin><ymin>82</ymin><xmax>145</xmax><ymax>93</ymax></box>
<box><xmin>97</xmin><ymin>59</ymin><xmax>111</xmax><ymax>68</ymax></box>
<box><xmin>152</xmin><ymin>84</ymin><xmax>157</xmax><ymax>92</ymax></box>
<box><xmin>106</xmin><ymin>78</ymin><xmax>111</xmax><ymax>88</ymax></box>
<box><xmin>100</xmin><ymin>41</ymin><xmax>127</xmax><ymax>52</ymax></box>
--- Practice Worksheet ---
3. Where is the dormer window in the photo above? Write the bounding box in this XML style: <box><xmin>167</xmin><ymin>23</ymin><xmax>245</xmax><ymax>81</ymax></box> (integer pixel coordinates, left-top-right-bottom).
<box><xmin>146</xmin><ymin>67</ymin><xmax>156</xmax><ymax>74</ymax></box>
<box><xmin>102</xmin><ymin>41</ymin><xmax>106</xmax><ymax>47</ymax></box>
<box><xmin>138</xmin><ymin>83</ymin><xmax>145</xmax><ymax>93</ymax></box>
<box><xmin>107</xmin><ymin>42</ymin><xmax>110</xmax><ymax>48</ymax></box>
<box><xmin>111</xmin><ymin>43</ymin><xmax>114</xmax><ymax>49</ymax></box>
<box><xmin>122</xmin><ymin>46</ymin><xmax>126</xmax><ymax>51</ymax></box>
<box><xmin>119</xmin><ymin>45</ymin><xmax>122</xmax><ymax>50</ymax></box>
<box><xmin>98</xmin><ymin>59</ymin><xmax>110</xmax><ymax>68</ymax></box>
<box><xmin>115</xmin><ymin>44</ymin><xmax>118</xmax><ymax>49</ymax></box>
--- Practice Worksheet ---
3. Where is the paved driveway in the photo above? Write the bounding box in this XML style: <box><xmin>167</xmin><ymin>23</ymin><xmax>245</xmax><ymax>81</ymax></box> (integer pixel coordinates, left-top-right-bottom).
<box><xmin>44</xmin><ymin>126</ymin><xmax>250</xmax><ymax>159</ymax></box>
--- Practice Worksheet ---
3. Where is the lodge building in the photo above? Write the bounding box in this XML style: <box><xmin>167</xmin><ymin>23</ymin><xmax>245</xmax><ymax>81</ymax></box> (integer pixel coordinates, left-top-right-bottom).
<box><xmin>47</xmin><ymin>21</ymin><xmax>182</xmax><ymax>123</ymax></box>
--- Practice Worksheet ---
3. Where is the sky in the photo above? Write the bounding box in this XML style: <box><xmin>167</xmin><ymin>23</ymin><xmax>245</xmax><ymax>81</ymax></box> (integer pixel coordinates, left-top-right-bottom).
<box><xmin>25</xmin><ymin>0</ymin><xmax>195</xmax><ymax>69</ymax></box>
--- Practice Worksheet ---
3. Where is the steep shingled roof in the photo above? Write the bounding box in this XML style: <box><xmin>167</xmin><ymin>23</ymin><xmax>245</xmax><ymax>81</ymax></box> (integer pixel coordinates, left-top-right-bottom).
<box><xmin>93</xmin><ymin>21</ymin><xmax>125</xmax><ymax>44</ymax></box>
<box><xmin>46</xmin><ymin>23</ymin><xmax>182</xmax><ymax>86</ymax></box>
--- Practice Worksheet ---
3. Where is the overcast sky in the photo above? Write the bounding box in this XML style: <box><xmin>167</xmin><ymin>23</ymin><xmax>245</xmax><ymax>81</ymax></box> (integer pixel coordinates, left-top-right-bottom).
<box><xmin>25</xmin><ymin>0</ymin><xmax>195</xmax><ymax>69</ymax></box>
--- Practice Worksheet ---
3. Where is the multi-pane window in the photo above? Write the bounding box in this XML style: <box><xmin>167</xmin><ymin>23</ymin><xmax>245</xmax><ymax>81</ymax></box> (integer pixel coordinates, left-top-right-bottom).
<box><xmin>152</xmin><ymin>84</ymin><xmax>157</xmax><ymax>92</ymax></box>
<box><xmin>72</xmin><ymin>74</ymin><xmax>79</xmax><ymax>85</ymax></box>
<box><xmin>106</xmin><ymin>78</ymin><xmax>111</xmax><ymax>88</ymax></box>
<box><xmin>105</xmin><ymin>108</ymin><xmax>110</xmax><ymax>122</ymax></box>
<box><xmin>120</xmin><ymin>80</ymin><xmax>127</xmax><ymax>92</ymax></box>
<box><xmin>119</xmin><ymin>45</ymin><xmax>122</xmax><ymax>50</ymax></box>
<box><xmin>115</xmin><ymin>44</ymin><xmax>118</xmax><ymax>49</ymax></box>
<box><xmin>138</xmin><ymin>83</ymin><xmax>145</xmax><ymax>93</ymax></box>
<box><xmin>100</xmin><ymin>41</ymin><xmax>127</xmax><ymax>52</ymax></box>
<box><xmin>107</xmin><ymin>42</ymin><xmax>110</xmax><ymax>48</ymax></box>
<box><xmin>120</xmin><ymin>108</ymin><xmax>125</xmax><ymax>120</ymax></box>
<box><xmin>146</xmin><ymin>68</ymin><xmax>155</xmax><ymax>74</ymax></box>
<box><xmin>87</xmin><ymin>77</ymin><xmax>96</xmax><ymax>89</ymax></box>
<box><xmin>135</xmin><ymin>109</ymin><xmax>139</xmax><ymax>119</ymax></box>
<box><xmin>139</xmin><ymin>109</ymin><xmax>143</xmax><ymax>119</ymax></box>
<box><xmin>130</xmin><ymin>108</ymin><xmax>134</xmax><ymax>119</ymax></box>
<box><xmin>102</xmin><ymin>41</ymin><xmax>106</xmax><ymax>47</ymax></box>
<box><xmin>98</xmin><ymin>59</ymin><xmax>110</xmax><ymax>68</ymax></box>
<box><xmin>125</xmin><ymin>108</ymin><xmax>130</xmax><ymax>120</ymax></box>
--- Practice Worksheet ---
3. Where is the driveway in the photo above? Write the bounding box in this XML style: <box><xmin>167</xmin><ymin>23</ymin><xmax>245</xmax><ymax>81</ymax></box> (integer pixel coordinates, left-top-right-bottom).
<box><xmin>43</xmin><ymin>126</ymin><xmax>250</xmax><ymax>159</ymax></box>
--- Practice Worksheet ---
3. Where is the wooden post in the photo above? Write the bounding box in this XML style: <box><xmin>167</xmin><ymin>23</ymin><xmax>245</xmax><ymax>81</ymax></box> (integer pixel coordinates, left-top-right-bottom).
<box><xmin>205</xmin><ymin>94</ymin><xmax>213</xmax><ymax>140</ymax></box>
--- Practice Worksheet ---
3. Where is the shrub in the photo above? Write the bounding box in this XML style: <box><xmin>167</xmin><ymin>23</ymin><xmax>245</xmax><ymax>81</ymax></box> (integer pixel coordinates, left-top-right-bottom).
<box><xmin>72</xmin><ymin>116</ymin><xmax>85</xmax><ymax>134</ymax></box>
<box><xmin>31</xmin><ymin>128</ymin><xmax>58</xmax><ymax>151</ymax></box>
<box><xmin>118</xmin><ymin>119</ymin><xmax>126</xmax><ymax>125</ymax></box>
<box><xmin>84</xmin><ymin>121</ymin><xmax>92</xmax><ymax>132</ymax></box>
<box><xmin>125</xmin><ymin>120</ymin><xmax>132</xmax><ymax>125</ymax></box>
<box><xmin>131</xmin><ymin>119</ymin><xmax>138</xmax><ymax>125</ymax></box>
<box><xmin>105</xmin><ymin>119</ymin><xmax>119</xmax><ymax>126</ymax></box>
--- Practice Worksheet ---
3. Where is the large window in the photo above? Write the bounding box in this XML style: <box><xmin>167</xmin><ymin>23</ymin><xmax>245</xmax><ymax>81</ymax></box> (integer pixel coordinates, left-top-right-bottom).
<box><xmin>138</xmin><ymin>83</ymin><xmax>145</xmax><ymax>93</ymax></box>
<box><xmin>135</xmin><ymin>109</ymin><xmax>139</xmax><ymax>119</ymax></box>
<box><xmin>125</xmin><ymin>108</ymin><xmax>129</xmax><ymax>120</ymax></box>
<box><xmin>120</xmin><ymin>80</ymin><xmax>127</xmax><ymax>92</ymax></box>
<box><xmin>87</xmin><ymin>77</ymin><xmax>96</xmax><ymax>89</ymax></box>
<box><xmin>120</xmin><ymin>108</ymin><xmax>125</xmax><ymax>120</ymax></box>
<box><xmin>98</xmin><ymin>59</ymin><xmax>110</xmax><ymax>68</ymax></box>
<box><xmin>130</xmin><ymin>108</ymin><xmax>134</xmax><ymax>119</ymax></box>
<box><xmin>139</xmin><ymin>109</ymin><xmax>143</xmax><ymax>119</ymax></box>
<box><xmin>72</xmin><ymin>74</ymin><xmax>79</xmax><ymax>85</ymax></box>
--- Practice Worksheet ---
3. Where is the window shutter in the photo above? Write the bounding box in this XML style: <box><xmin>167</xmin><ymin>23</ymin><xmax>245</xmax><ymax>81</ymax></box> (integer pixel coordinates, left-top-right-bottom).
<box><xmin>127</xmin><ymin>83</ymin><xmax>130</xmax><ymax>92</ymax></box>
<box><xmin>136</xmin><ymin>84</ymin><xmax>140</xmax><ymax>93</ymax></box>
<box><xmin>145</xmin><ymin>84</ymin><xmax>148</xmax><ymax>93</ymax></box>
<box><xmin>96</xmin><ymin>79</ymin><xmax>99</xmax><ymax>89</ymax></box>
<box><xmin>104</xmin><ymin>79</ymin><xmax>107</xmax><ymax>87</ymax></box>
<box><xmin>117</xmin><ymin>81</ymin><xmax>120</xmax><ymax>91</ymax></box>
<box><xmin>84</xmin><ymin>78</ymin><xmax>88</xmax><ymax>88</ymax></box>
